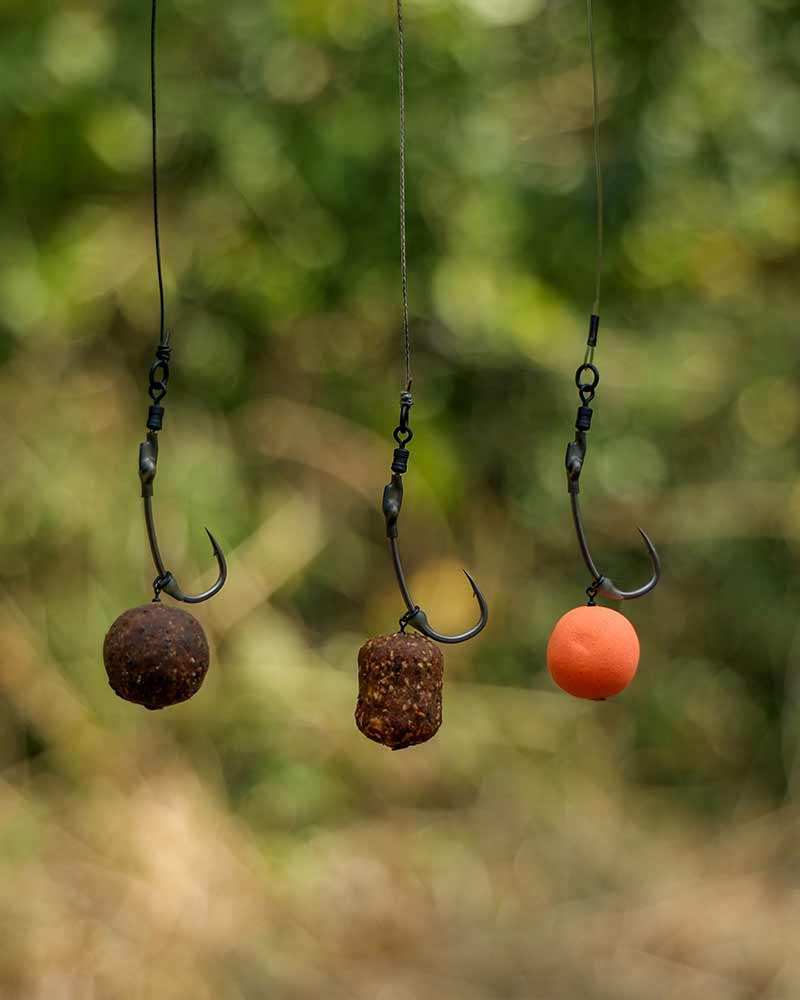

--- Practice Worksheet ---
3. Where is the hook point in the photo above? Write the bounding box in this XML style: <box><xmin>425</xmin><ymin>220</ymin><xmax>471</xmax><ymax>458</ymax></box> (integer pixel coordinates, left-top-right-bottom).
<box><xmin>462</xmin><ymin>569</ymin><xmax>481</xmax><ymax>599</ymax></box>
<box><xmin>636</xmin><ymin>526</ymin><xmax>659</xmax><ymax>558</ymax></box>
<box><xmin>204</xmin><ymin>527</ymin><xmax>224</xmax><ymax>556</ymax></box>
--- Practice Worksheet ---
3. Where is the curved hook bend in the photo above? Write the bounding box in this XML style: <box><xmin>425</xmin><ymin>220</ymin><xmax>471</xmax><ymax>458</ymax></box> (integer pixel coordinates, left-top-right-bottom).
<box><xmin>566</xmin><ymin>434</ymin><xmax>660</xmax><ymax>601</ymax></box>
<box><xmin>139</xmin><ymin>432</ymin><xmax>227</xmax><ymax>604</ymax></box>
<box><xmin>383</xmin><ymin>474</ymin><xmax>488</xmax><ymax>644</ymax></box>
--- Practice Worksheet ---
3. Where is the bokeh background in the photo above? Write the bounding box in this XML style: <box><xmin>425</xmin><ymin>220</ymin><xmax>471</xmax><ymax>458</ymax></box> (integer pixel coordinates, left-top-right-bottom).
<box><xmin>2</xmin><ymin>0</ymin><xmax>800</xmax><ymax>995</ymax></box>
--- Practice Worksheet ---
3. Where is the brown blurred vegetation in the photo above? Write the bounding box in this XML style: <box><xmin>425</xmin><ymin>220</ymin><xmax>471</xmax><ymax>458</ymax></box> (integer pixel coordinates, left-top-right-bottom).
<box><xmin>2</xmin><ymin>0</ymin><xmax>800</xmax><ymax>995</ymax></box>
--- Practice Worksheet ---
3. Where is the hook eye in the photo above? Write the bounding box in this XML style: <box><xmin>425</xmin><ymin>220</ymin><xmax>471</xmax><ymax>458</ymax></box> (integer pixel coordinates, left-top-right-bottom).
<box><xmin>575</xmin><ymin>363</ymin><xmax>600</xmax><ymax>391</ymax></box>
<box><xmin>575</xmin><ymin>363</ymin><xmax>600</xmax><ymax>405</ymax></box>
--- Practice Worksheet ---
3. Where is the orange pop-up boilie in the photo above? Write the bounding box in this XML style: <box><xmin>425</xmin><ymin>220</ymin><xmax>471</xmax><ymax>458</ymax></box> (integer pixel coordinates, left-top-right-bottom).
<box><xmin>546</xmin><ymin>1</ymin><xmax>661</xmax><ymax>700</ymax></box>
<box><xmin>548</xmin><ymin>605</ymin><xmax>640</xmax><ymax>701</ymax></box>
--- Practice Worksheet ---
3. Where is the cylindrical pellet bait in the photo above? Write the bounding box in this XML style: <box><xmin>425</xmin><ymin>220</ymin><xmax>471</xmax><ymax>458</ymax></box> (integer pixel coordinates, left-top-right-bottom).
<box><xmin>356</xmin><ymin>633</ymin><xmax>444</xmax><ymax>750</ymax></box>
<box><xmin>103</xmin><ymin>603</ymin><xmax>210</xmax><ymax>710</ymax></box>
<box><xmin>547</xmin><ymin>604</ymin><xmax>640</xmax><ymax>701</ymax></box>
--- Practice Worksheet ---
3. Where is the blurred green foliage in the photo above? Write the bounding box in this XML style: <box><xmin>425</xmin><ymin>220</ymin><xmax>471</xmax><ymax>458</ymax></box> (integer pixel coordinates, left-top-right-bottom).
<box><xmin>1</xmin><ymin>0</ymin><xmax>800</xmax><ymax>995</ymax></box>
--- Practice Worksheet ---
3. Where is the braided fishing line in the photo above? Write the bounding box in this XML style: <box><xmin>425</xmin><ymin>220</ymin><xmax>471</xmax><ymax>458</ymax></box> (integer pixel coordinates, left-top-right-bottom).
<box><xmin>151</xmin><ymin>0</ymin><xmax>167</xmax><ymax>349</ymax></box>
<box><xmin>397</xmin><ymin>0</ymin><xmax>412</xmax><ymax>391</ymax></box>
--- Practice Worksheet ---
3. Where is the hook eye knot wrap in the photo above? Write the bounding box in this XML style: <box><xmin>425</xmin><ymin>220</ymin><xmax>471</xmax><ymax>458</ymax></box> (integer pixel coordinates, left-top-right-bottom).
<box><xmin>393</xmin><ymin>390</ymin><xmax>414</xmax><ymax>446</ymax></box>
<box><xmin>148</xmin><ymin>339</ymin><xmax>172</xmax><ymax>406</ymax></box>
<box><xmin>392</xmin><ymin>390</ymin><xmax>414</xmax><ymax>468</ymax></box>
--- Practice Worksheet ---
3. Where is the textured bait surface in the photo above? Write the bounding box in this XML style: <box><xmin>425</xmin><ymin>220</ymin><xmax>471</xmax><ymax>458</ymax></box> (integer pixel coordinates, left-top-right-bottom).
<box><xmin>103</xmin><ymin>603</ymin><xmax>210</xmax><ymax>710</ymax></box>
<box><xmin>356</xmin><ymin>633</ymin><xmax>444</xmax><ymax>750</ymax></box>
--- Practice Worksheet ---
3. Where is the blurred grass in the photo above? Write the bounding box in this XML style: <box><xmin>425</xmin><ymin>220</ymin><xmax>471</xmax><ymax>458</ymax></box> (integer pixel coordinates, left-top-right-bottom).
<box><xmin>2</xmin><ymin>0</ymin><xmax>800</xmax><ymax>995</ymax></box>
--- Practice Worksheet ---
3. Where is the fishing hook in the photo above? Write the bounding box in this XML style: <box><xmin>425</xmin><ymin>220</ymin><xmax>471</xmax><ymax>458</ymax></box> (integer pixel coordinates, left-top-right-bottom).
<box><xmin>139</xmin><ymin>431</ymin><xmax>227</xmax><ymax>604</ymax></box>
<box><xmin>566</xmin><ymin>428</ymin><xmax>660</xmax><ymax>602</ymax></box>
<box><xmin>381</xmin><ymin>393</ymin><xmax>488</xmax><ymax>643</ymax></box>
<box><xmin>383</xmin><ymin>475</ymin><xmax>488</xmax><ymax>643</ymax></box>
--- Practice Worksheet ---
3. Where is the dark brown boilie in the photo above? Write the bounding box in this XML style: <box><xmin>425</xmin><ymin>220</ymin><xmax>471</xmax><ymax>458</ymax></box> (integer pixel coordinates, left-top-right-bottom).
<box><xmin>356</xmin><ymin>632</ymin><xmax>444</xmax><ymax>750</ymax></box>
<box><xmin>103</xmin><ymin>603</ymin><xmax>210</xmax><ymax>710</ymax></box>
